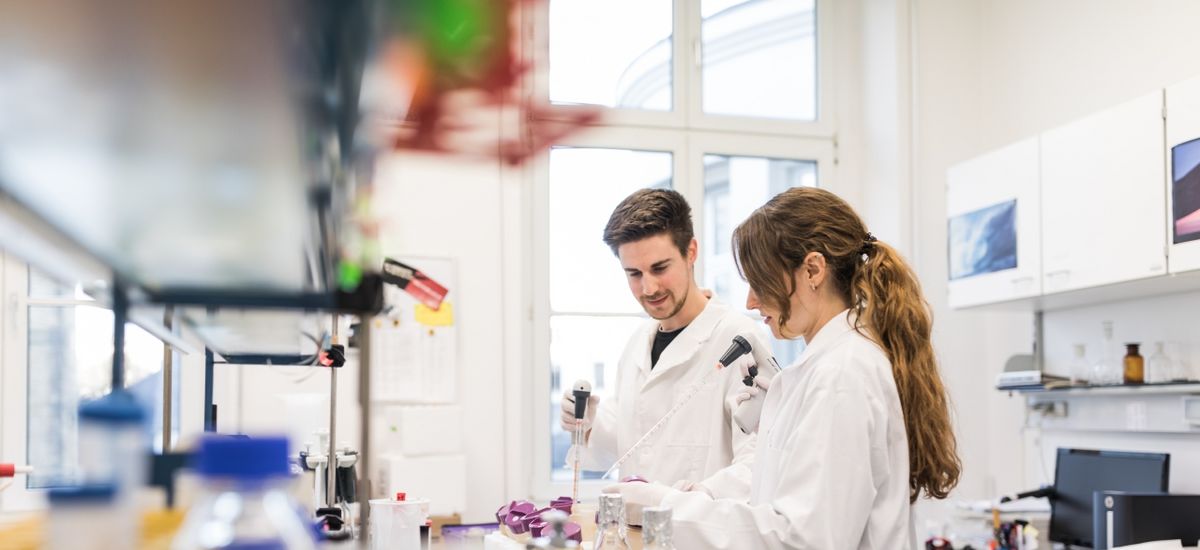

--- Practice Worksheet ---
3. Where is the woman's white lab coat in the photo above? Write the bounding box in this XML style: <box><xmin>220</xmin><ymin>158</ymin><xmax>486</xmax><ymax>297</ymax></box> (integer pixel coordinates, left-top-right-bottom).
<box><xmin>581</xmin><ymin>299</ymin><xmax>770</xmax><ymax>498</ymax></box>
<box><xmin>660</xmin><ymin>310</ymin><xmax>914</xmax><ymax>549</ymax></box>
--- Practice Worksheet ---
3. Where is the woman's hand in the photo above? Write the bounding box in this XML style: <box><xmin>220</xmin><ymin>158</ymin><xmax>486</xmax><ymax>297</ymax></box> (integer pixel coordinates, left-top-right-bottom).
<box><xmin>601</xmin><ymin>481</ymin><xmax>679</xmax><ymax>526</ymax></box>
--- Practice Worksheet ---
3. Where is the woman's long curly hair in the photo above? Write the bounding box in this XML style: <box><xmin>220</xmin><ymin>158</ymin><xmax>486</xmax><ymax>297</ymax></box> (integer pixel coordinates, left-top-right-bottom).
<box><xmin>732</xmin><ymin>187</ymin><xmax>961</xmax><ymax>501</ymax></box>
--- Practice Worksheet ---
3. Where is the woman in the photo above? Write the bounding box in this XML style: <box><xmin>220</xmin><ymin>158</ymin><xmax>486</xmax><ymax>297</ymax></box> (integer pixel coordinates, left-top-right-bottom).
<box><xmin>606</xmin><ymin>187</ymin><xmax>961</xmax><ymax>549</ymax></box>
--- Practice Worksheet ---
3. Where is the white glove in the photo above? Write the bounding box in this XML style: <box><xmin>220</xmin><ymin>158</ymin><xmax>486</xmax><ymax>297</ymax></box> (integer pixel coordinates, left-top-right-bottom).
<box><xmin>671</xmin><ymin>479</ymin><xmax>714</xmax><ymax>497</ymax></box>
<box><xmin>739</xmin><ymin>354</ymin><xmax>776</xmax><ymax>393</ymax></box>
<box><xmin>559</xmin><ymin>389</ymin><xmax>599</xmax><ymax>434</ymax></box>
<box><xmin>602</xmin><ymin>481</ymin><xmax>679</xmax><ymax>526</ymax></box>
<box><xmin>732</xmin><ymin>354</ymin><xmax>778</xmax><ymax>433</ymax></box>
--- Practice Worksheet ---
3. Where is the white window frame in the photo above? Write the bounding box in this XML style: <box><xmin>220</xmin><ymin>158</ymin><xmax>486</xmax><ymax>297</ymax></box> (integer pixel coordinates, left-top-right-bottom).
<box><xmin>2</xmin><ymin>257</ymin><xmax>40</xmax><ymax>510</ymax></box>
<box><xmin>686</xmin><ymin>131</ymin><xmax>836</xmax><ymax>281</ymax></box>
<box><xmin>529</xmin><ymin>0</ymin><xmax>837</xmax><ymax>137</ymax></box>
<box><xmin>527</xmin><ymin>0</ymin><xmax>839</xmax><ymax>502</ymax></box>
<box><xmin>0</xmin><ymin>257</ymin><xmax>188</xmax><ymax>511</ymax></box>
<box><xmin>530</xmin><ymin>130</ymin><xmax>836</xmax><ymax>501</ymax></box>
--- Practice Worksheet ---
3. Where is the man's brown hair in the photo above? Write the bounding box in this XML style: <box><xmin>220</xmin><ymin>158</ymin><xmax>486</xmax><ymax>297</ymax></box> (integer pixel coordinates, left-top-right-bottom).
<box><xmin>602</xmin><ymin>188</ymin><xmax>694</xmax><ymax>256</ymax></box>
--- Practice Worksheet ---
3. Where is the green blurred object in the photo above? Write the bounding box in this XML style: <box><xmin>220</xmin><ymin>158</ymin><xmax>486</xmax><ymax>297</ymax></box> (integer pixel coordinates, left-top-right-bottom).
<box><xmin>338</xmin><ymin>261</ymin><xmax>364</xmax><ymax>291</ymax></box>
<box><xmin>426</xmin><ymin>1</ymin><xmax>493</xmax><ymax>57</ymax></box>
<box><xmin>390</xmin><ymin>0</ymin><xmax>501</xmax><ymax>69</ymax></box>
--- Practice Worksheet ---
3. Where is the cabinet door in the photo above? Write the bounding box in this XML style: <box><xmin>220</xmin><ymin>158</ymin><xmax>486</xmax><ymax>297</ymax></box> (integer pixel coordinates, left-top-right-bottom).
<box><xmin>946</xmin><ymin>137</ymin><xmax>1040</xmax><ymax>308</ymax></box>
<box><xmin>1166</xmin><ymin>76</ymin><xmax>1200</xmax><ymax>274</ymax></box>
<box><xmin>1040</xmin><ymin>91</ymin><xmax>1167</xmax><ymax>294</ymax></box>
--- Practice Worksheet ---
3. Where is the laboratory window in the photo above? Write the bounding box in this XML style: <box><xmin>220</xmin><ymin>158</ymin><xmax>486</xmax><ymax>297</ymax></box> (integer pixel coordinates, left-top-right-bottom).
<box><xmin>700</xmin><ymin>0</ymin><xmax>818</xmax><ymax>120</ymax></box>
<box><xmin>548</xmin><ymin>0</ymin><xmax>674</xmax><ymax>110</ymax></box>
<box><xmin>547</xmin><ymin>146</ymin><xmax>672</xmax><ymax>482</ymax></box>
<box><xmin>701</xmin><ymin>154</ymin><xmax>816</xmax><ymax>366</ymax></box>
<box><xmin>21</xmin><ymin>267</ymin><xmax>178</xmax><ymax>489</ymax></box>
<box><xmin>547</xmin><ymin>0</ymin><xmax>820</xmax><ymax>123</ymax></box>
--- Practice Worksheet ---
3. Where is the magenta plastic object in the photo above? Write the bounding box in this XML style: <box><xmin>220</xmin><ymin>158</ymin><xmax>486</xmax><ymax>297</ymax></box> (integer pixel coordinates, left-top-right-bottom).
<box><xmin>549</xmin><ymin>496</ymin><xmax>573</xmax><ymax>514</ymax></box>
<box><xmin>562</xmin><ymin>521</ymin><xmax>583</xmax><ymax>543</ymax></box>
<box><xmin>529</xmin><ymin>517</ymin><xmax>549</xmax><ymax>538</ymax></box>
<box><xmin>620</xmin><ymin>475</ymin><xmax>648</xmax><ymax>483</ymax></box>
<box><xmin>502</xmin><ymin>500</ymin><xmax>537</xmax><ymax>534</ymax></box>
<box><xmin>522</xmin><ymin>507</ymin><xmax>551</xmax><ymax>532</ymax></box>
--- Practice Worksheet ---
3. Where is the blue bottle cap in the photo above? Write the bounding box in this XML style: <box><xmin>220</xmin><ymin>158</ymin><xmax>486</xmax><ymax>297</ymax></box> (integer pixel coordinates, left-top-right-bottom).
<box><xmin>221</xmin><ymin>541</ymin><xmax>286</xmax><ymax>550</ymax></box>
<box><xmin>47</xmin><ymin>484</ymin><xmax>117</xmax><ymax>504</ymax></box>
<box><xmin>79</xmin><ymin>390</ymin><xmax>146</xmax><ymax>424</ymax></box>
<box><xmin>195</xmin><ymin>435</ymin><xmax>291</xmax><ymax>480</ymax></box>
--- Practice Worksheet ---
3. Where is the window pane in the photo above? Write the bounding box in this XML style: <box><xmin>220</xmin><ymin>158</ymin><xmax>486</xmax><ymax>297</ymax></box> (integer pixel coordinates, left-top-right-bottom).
<box><xmin>701</xmin><ymin>154</ymin><xmax>816</xmax><ymax>366</ymax></box>
<box><xmin>27</xmin><ymin>305</ymin><xmax>164</xmax><ymax>488</ymax></box>
<box><xmin>549</xmin><ymin>147</ymin><xmax>672</xmax><ymax>313</ymax></box>
<box><xmin>549</xmin><ymin>0</ymin><xmax>673</xmax><ymax>110</ymax></box>
<box><xmin>549</xmin><ymin>315</ymin><xmax>644</xmax><ymax>482</ymax></box>
<box><xmin>701</xmin><ymin>0</ymin><xmax>817</xmax><ymax>120</ymax></box>
<box><xmin>27</xmin><ymin>268</ymin><xmax>90</xmax><ymax>300</ymax></box>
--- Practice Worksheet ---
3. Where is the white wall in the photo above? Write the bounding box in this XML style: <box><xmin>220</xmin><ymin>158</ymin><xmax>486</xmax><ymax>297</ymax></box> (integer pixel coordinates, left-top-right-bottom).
<box><xmin>369</xmin><ymin>151</ymin><xmax>517</xmax><ymax>522</ymax></box>
<box><xmin>911</xmin><ymin>0</ymin><xmax>1200</xmax><ymax>506</ymax></box>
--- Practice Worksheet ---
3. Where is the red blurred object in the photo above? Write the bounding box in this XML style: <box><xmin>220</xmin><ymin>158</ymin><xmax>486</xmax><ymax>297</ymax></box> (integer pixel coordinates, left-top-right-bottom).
<box><xmin>381</xmin><ymin>258</ymin><xmax>449</xmax><ymax>311</ymax></box>
<box><xmin>377</xmin><ymin>0</ymin><xmax>599</xmax><ymax>164</ymax></box>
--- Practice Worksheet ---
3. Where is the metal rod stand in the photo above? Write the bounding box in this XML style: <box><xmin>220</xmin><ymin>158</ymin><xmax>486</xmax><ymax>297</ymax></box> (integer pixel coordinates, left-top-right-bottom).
<box><xmin>327</xmin><ymin>314</ymin><xmax>339</xmax><ymax>508</ymax></box>
<box><xmin>162</xmin><ymin>307</ymin><xmax>174</xmax><ymax>450</ymax></box>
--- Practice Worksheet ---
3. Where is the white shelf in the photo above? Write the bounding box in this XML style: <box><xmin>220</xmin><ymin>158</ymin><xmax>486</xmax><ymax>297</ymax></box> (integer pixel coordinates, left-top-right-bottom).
<box><xmin>1010</xmin><ymin>382</ymin><xmax>1200</xmax><ymax>397</ymax></box>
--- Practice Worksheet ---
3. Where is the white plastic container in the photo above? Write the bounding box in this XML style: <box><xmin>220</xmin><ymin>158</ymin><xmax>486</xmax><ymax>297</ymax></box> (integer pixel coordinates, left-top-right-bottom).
<box><xmin>369</xmin><ymin>492</ymin><xmax>429</xmax><ymax>550</ymax></box>
<box><xmin>46</xmin><ymin>485</ymin><xmax>136</xmax><ymax>550</ymax></box>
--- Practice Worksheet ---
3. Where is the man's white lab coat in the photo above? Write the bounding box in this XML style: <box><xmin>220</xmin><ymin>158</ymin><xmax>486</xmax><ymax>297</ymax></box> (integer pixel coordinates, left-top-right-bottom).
<box><xmin>582</xmin><ymin>298</ymin><xmax>769</xmax><ymax>498</ymax></box>
<box><xmin>660</xmin><ymin>310</ymin><xmax>916</xmax><ymax>549</ymax></box>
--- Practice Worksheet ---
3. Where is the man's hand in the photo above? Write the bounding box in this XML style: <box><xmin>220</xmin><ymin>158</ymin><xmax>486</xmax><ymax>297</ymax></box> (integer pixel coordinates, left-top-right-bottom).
<box><xmin>602</xmin><ymin>481</ymin><xmax>678</xmax><ymax>526</ymax></box>
<box><xmin>559</xmin><ymin>389</ymin><xmax>599</xmax><ymax>434</ymax></box>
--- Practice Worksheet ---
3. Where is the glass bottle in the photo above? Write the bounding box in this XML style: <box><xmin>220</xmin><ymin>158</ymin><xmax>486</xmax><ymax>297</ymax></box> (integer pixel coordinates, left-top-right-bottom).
<box><xmin>1090</xmin><ymin>321</ymin><xmax>1120</xmax><ymax>385</ymax></box>
<box><xmin>594</xmin><ymin>494</ymin><xmax>631</xmax><ymax>549</ymax></box>
<box><xmin>1069</xmin><ymin>344</ymin><xmax>1089</xmax><ymax>385</ymax></box>
<box><xmin>172</xmin><ymin>436</ymin><xmax>316</xmax><ymax>550</ymax></box>
<box><xmin>1123</xmin><ymin>343</ymin><xmax>1144</xmax><ymax>385</ymax></box>
<box><xmin>1147</xmin><ymin>342</ymin><xmax>1171</xmax><ymax>384</ymax></box>
<box><xmin>642</xmin><ymin>507</ymin><xmax>676</xmax><ymax>550</ymax></box>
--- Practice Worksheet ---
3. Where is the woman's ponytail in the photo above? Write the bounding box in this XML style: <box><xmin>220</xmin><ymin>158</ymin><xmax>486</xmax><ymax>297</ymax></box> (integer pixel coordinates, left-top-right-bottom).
<box><xmin>851</xmin><ymin>240</ymin><xmax>961</xmax><ymax>501</ymax></box>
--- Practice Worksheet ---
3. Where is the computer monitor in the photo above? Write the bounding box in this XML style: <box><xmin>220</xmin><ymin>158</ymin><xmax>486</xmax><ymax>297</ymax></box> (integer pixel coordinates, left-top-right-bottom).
<box><xmin>1049</xmin><ymin>448</ymin><xmax>1170</xmax><ymax>548</ymax></box>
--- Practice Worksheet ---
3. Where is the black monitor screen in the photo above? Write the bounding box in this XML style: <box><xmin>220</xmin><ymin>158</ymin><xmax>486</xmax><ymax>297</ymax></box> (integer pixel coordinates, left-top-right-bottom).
<box><xmin>1049</xmin><ymin>448</ymin><xmax>1170</xmax><ymax>547</ymax></box>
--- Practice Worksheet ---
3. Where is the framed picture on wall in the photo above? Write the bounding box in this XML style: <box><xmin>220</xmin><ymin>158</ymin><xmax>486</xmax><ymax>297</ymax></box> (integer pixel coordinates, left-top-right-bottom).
<box><xmin>948</xmin><ymin>199</ymin><xmax>1018</xmax><ymax>280</ymax></box>
<box><xmin>1172</xmin><ymin>137</ymin><xmax>1200</xmax><ymax>245</ymax></box>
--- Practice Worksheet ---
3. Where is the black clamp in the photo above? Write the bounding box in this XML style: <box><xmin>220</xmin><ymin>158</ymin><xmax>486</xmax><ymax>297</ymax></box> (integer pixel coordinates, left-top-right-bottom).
<box><xmin>322</xmin><ymin>344</ymin><xmax>346</xmax><ymax>368</ymax></box>
<box><xmin>743</xmin><ymin>365</ymin><xmax>759</xmax><ymax>387</ymax></box>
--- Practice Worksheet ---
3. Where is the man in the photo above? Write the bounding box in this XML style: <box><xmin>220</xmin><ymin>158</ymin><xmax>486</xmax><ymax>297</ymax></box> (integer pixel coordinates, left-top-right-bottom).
<box><xmin>560</xmin><ymin>188</ymin><xmax>771</xmax><ymax>498</ymax></box>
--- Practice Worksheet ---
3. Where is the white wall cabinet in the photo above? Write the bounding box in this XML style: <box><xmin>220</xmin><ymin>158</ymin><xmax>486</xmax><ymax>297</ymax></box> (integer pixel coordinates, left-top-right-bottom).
<box><xmin>1166</xmin><ymin>76</ymin><xmax>1200</xmax><ymax>274</ymax></box>
<box><xmin>1040</xmin><ymin>91</ymin><xmax>1166</xmax><ymax>294</ymax></box>
<box><xmin>946</xmin><ymin>137</ymin><xmax>1040</xmax><ymax>308</ymax></box>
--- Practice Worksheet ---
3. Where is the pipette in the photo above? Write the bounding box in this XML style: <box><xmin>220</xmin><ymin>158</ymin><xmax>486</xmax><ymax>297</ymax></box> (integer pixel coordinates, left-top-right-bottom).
<box><xmin>570</xmin><ymin>380</ymin><xmax>592</xmax><ymax>503</ymax></box>
<box><xmin>600</xmin><ymin>364</ymin><xmax>723</xmax><ymax>480</ymax></box>
<box><xmin>600</xmin><ymin>335</ymin><xmax>769</xmax><ymax>481</ymax></box>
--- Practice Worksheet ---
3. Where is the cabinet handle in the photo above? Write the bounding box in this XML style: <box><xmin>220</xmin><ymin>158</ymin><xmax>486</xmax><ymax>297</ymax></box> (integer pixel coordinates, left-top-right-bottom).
<box><xmin>1011</xmin><ymin>276</ymin><xmax>1034</xmax><ymax>284</ymax></box>
<box><xmin>1045</xmin><ymin>269</ymin><xmax>1070</xmax><ymax>277</ymax></box>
